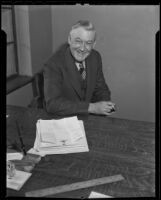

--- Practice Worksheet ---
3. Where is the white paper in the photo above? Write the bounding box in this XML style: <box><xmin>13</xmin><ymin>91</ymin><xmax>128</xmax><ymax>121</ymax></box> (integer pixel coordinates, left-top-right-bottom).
<box><xmin>29</xmin><ymin>117</ymin><xmax>89</xmax><ymax>156</ymax></box>
<box><xmin>38</xmin><ymin>116</ymin><xmax>83</xmax><ymax>145</ymax></box>
<box><xmin>89</xmin><ymin>191</ymin><xmax>113</xmax><ymax>198</ymax></box>
<box><xmin>7</xmin><ymin>153</ymin><xmax>23</xmax><ymax>161</ymax></box>
<box><xmin>7</xmin><ymin>170</ymin><xmax>32</xmax><ymax>191</ymax></box>
<box><xmin>27</xmin><ymin>148</ymin><xmax>45</xmax><ymax>157</ymax></box>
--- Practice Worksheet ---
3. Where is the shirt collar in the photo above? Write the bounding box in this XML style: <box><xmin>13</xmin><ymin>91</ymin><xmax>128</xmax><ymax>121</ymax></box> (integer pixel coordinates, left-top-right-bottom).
<box><xmin>75</xmin><ymin>61</ymin><xmax>85</xmax><ymax>70</ymax></box>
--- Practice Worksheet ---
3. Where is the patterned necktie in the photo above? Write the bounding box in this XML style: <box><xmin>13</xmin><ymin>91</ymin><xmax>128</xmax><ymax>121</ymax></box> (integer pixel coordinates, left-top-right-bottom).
<box><xmin>79</xmin><ymin>63</ymin><xmax>86</xmax><ymax>80</ymax></box>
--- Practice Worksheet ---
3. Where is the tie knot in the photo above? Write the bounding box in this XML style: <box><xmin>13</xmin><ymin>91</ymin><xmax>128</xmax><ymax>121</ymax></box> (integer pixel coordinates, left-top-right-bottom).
<box><xmin>78</xmin><ymin>62</ymin><xmax>83</xmax><ymax>68</ymax></box>
<box><xmin>75</xmin><ymin>62</ymin><xmax>86</xmax><ymax>79</ymax></box>
<box><xmin>79</xmin><ymin>63</ymin><xmax>84</xmax><ymax>73</ymax></box>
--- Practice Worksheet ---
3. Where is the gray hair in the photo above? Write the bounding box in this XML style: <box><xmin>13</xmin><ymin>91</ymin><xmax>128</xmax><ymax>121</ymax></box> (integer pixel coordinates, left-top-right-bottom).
<box><xmin>70</xmin><ymin>20</ymin><xmax>96</xmax><ymax>41</ymax></box>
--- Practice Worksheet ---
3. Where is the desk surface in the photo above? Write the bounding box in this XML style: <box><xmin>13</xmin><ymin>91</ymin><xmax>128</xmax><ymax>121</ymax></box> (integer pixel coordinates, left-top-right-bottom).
<box><xmin>6</xmin><ymin>105</ymin><xmax>155</xmax><ymax>198</ymax></box>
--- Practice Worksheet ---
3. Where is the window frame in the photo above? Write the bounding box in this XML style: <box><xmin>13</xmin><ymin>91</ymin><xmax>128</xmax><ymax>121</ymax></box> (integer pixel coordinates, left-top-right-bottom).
<box><xmin>2</xmin><ymin>5</ymin><xmax>33</xmax><ymax>94</ymax></box>
<box><xmin>2</xmin><ymin>5</ymin><xmax>19</xmax><ymax>78</ymax></box>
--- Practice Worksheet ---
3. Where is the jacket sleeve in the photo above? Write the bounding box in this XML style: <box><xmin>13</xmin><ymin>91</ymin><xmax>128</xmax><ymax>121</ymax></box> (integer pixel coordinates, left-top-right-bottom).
<box><xmin>43</xmin><ymin>61</ymin><xmax>89</xmax><ymax>116</ymax></box>
<box><xmin>91</xmin><ymin>52</ymin><xmax>111</xmax><ymax>102</ymax></box>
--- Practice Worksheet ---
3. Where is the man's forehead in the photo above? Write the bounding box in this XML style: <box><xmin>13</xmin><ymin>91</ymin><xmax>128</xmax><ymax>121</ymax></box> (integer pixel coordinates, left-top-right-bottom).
<box><xmin>70</xmin><ymin>27</ymin><xmax>95</xmax><ymax>40</ymax></box>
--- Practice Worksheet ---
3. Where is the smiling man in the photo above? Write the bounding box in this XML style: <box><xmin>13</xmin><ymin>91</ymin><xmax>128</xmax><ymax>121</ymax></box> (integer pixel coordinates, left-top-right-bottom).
<box><xmin>43</xmin><ymin>20</ymin><xmax>115</xmax><ymax>116</ymax></box>
<box><xmin>68</xmin><ymin>22</ymin><xmax>96</xmax><ymax>62</ymax></box>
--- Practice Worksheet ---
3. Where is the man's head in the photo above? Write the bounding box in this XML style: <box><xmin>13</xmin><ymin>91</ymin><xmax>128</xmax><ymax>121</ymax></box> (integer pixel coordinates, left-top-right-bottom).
<box><xmin>68</xmin><ymin>20</ymin><xmax>96</xmax><ymax>62</ymax></box>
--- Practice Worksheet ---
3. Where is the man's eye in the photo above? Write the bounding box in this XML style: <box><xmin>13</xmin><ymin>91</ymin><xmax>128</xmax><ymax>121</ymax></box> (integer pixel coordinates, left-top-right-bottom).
<box><xmin>75</xmin><ymin>40</ymin><xmax>81</xmax><ymax>43</ymax></box>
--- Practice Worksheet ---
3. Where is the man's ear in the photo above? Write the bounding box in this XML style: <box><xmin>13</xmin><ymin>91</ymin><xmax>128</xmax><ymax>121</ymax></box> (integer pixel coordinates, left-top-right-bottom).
<box><xmin>68</xmin><ymin>35</ymin><xmax>71</xmax><ymax>45</ymax></box>
<box><xmin>92</xmin><ymin>41</ymin><xmax>96</xmax><ymax>49</ymax></box>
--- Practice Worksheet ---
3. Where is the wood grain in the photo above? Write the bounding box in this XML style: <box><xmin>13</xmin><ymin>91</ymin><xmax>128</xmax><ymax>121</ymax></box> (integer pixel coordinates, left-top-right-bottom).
<box><xmin>6</xmin><ymin>105</ymin><xmax>155</xmax><ymax>198</ymax></box>
<box><xmin>25</xmin><ymin>174</ymin><xmax>124</xmax><ymax>197</ymax></box>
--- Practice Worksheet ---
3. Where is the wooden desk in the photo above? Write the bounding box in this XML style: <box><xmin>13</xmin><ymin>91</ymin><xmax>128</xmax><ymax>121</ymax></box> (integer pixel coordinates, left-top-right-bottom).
<box><xmin>6</xmin><ymin>105</ymin><xmax>155</xmax><ymax>198</ymax></box>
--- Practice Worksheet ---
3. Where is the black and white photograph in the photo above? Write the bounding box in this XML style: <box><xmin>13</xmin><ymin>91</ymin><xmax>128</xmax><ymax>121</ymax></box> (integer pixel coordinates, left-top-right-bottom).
<box><xmin>3</xmin><ymin>3</ymin><xmax>160</xmax><ymax>198</ymax></box>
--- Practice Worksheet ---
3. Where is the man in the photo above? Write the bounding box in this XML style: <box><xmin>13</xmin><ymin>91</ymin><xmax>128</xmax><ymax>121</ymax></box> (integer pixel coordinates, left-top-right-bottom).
<box><xmin>43</xmin><ymin>20</ymin><xmax>115</xmax><ymax>116</ymax></box>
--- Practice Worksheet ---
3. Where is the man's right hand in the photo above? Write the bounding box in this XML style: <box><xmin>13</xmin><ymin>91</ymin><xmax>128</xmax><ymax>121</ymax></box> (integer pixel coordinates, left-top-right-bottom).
<box><xmin>88</xmin><ymin>101</ymin><xmax>116</xmax><ymax>116</ymax></box>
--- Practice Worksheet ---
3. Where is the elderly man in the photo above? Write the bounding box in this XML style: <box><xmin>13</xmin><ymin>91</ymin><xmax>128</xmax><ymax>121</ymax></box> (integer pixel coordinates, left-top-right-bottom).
<box><xmin>44</xmin><ymin>20</ymin><xmax>115</xmax><ymax>116</ymax></box>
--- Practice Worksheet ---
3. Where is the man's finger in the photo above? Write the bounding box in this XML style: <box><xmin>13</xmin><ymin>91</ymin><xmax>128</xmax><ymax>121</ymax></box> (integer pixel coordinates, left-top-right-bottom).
<box><xmin>104</xmin><ymin>111</ymin><xmax>111</xmax><ymax>115</ymax></box>
<box><xmin>107</xmin><ymin>102</ymin><xmax>115</xmax><ymax>106</ymax></box>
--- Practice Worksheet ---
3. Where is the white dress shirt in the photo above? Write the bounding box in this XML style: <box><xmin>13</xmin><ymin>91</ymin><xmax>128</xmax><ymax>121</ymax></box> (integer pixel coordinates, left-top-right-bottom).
<box><xmin>75</xmin><ymin>61</ymin><xmax>86</xmax><ymax>71</ymax></box>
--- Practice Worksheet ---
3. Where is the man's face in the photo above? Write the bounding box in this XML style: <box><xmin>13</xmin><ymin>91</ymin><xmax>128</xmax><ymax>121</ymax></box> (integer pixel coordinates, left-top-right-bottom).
<box><xmin>68</xmin><ymin>27</ymin><xmax>96</xmax><ymax>62</ymax></box>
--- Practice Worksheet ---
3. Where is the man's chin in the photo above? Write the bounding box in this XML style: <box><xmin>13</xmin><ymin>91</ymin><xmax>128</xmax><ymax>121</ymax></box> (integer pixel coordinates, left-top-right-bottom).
<box><xmin>76</xmin><ymin>58</ymin><xmax>84</xmax><ymax>62</ymax></box>
<box><xmin>75</xmin><ymin>54</ymin><xmax>89</xmax><ymax>62</ymax></box>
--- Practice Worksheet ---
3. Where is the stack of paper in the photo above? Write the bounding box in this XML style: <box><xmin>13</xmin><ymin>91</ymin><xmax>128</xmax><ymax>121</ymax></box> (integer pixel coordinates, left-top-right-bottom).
<box><xmin>7</xmin><ymin>170</ymin><xmax>32</xmax><ymax>191</ymax></box>
<box><xmin>7</xmin><ymin>152</ymin><xmax>23</xmax><ymax>161</ymax></box>
<box><xmin>28</xmin><ymin>116</ymin><xmax>89</xmax><ymax>156</ymax></box>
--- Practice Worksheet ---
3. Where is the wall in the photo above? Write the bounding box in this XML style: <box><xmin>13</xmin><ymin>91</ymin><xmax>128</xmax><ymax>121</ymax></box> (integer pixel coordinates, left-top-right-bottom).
<box><xmin>15</xmin><ymin>6</ymin><xmax>32</xmax><ymax>76</ymax></box>
<box><xmin>7</xmin><ymin>5</ymin><xmax>53</xmax><ymax>107</ymax></box>
<box><xmin>28</xmin><ymin>5</ymin><xmax>52</xmax><ymax>73</ymax></box>
<box><xmin>51</xmin><ymin>5</ymin><xmax>159</xmax><ymax>122</ymax></box>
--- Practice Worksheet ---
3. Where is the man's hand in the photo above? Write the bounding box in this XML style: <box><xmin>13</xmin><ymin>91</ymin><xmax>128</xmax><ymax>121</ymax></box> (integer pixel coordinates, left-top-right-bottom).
<box><xmin>88</xmin><ymin>101</ymin><xmax>116</xmax><ymax>116</ymax></box>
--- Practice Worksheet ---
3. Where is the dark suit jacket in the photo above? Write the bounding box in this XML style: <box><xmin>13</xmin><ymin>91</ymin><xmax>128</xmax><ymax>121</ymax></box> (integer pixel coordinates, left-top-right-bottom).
<box><xmin>43</xmin><ymin>43</ymin><xmax>111</xmax><ymax>116</ymax></box>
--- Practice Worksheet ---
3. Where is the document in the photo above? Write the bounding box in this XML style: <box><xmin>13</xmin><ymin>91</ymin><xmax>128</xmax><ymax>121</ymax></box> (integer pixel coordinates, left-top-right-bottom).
<box><xmin>7</xmin><ymin>152</ymin><xmax>23</xmax><ymax>161</ymax></box>
<box><xmin>28</xmin><ymin>116</ymin><xmax>89</xmax><ymax>156</ymax></box>
<box><xmin>89</xmin><ymin>191</ymin><xmax>113</xmax><ymax>198</ymax></box>
<box><xmin>7</xmin><ymin>170</ymin><xmax>31</xmax><ymax>191</ymax></box>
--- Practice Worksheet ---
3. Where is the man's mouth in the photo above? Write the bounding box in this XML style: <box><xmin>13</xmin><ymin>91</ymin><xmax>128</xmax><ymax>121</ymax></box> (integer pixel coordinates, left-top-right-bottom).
<box><xmin>77</xmin><ymin>51</ymin><xmax>88</xmax><ymax>56</ymax></box>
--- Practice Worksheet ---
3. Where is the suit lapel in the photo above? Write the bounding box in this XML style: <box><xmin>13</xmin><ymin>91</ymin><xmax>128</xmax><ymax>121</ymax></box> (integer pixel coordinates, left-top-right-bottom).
<box><xmin>85</xmin><ymin>52</ymin><xmax>97</xmax><ymax>100</ymax></box>
<box><xmin>65</xmin><ymin>47</ymin><xmax>83</xmax><ymax>98</ymax></box>
<box><xmin>64</xmin><ymin>47</ymin><xmax>97</xmax><ymax>101</ymax></box>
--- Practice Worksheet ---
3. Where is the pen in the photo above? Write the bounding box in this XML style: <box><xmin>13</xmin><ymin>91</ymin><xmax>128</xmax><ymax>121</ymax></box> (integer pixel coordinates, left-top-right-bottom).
<box><xmin>15</xmin><ymin>120</ymin><xmax>27</xmax><ymax>156</ymax></box>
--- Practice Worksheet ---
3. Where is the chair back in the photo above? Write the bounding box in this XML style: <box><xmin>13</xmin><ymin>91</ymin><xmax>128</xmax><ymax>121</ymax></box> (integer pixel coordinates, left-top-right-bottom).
<box><xmin>29</xmin><ymin>70</ymin><xmax>45</xmax><ymax>109</ymax></box>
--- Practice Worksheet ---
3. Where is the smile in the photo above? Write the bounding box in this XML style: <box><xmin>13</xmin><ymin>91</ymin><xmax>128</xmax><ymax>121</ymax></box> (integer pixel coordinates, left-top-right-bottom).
<box><xmin>76</xmin><ymin>51</ymin><xmax>88</xmax><ymax>55</ymax></box>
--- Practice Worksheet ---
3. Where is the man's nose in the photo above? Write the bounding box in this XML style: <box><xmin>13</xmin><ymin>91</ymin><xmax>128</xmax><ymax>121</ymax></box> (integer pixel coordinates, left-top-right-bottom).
<box><xmin>79</xmin><ymin>42</ymin><xmax>86</xmax><ymax>51</ymax></box>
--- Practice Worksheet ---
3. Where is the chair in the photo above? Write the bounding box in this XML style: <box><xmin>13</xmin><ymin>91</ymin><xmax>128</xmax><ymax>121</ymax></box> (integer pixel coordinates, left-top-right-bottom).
<box><xmin>28</xmin><ymin>70</ymin><xmax>45</xmax><ymax>109</ymax></box>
